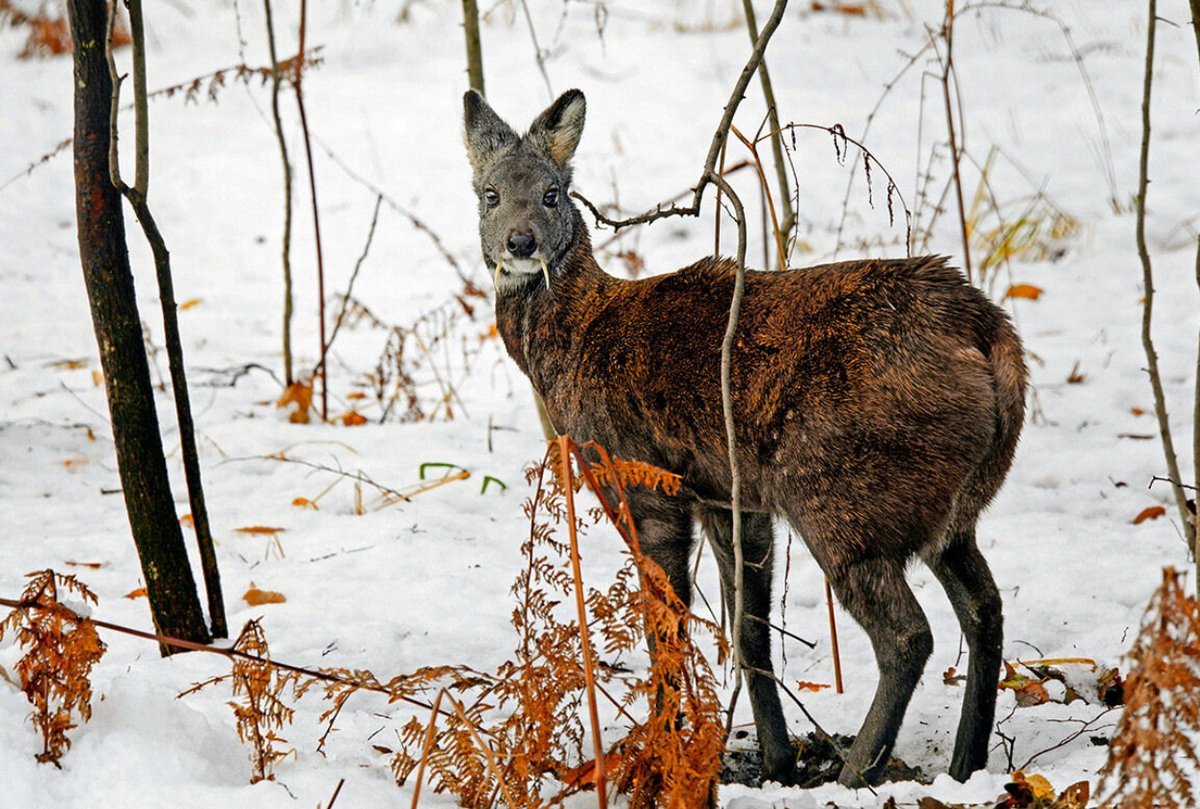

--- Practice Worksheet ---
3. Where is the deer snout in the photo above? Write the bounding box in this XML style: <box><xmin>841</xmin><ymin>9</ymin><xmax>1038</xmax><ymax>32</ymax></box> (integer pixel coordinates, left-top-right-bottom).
<box><xmin>506</xmin><ymin>231</ymin><xmax>537</xmax><ymax>259</ymax></box>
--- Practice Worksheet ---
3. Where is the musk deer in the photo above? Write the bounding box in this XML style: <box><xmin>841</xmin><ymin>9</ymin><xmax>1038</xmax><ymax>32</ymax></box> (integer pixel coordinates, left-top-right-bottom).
<box><xmin>464</xmin><ymin>88</ymin><xmax>1027</xmax><ymax>787</ymax></box>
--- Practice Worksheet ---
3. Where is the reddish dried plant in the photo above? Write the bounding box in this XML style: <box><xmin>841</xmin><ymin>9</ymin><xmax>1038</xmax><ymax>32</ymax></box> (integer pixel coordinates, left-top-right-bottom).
<box><xmin>1100</xmin><ymin>567</ymin><xmax>1200</xmax><ymax>808</ymax></box>
<box><xmin>390</xmin><ymin>439</ymin><xmax>726</xmax><ymax>807</ymax></box>
<box><xmin>1</xmin><ymin>1</ymin><xmax>129</xmax><ymax>58</ymax></box>
<box><xmin>183</xmin><ymin>620</ymin><xmax>299</xmax><ymax>783</ymax></box>
<box><xmin>0</xmin><ymin>569</ymin><xmax>106</xmax><ymax>765</ymax></box>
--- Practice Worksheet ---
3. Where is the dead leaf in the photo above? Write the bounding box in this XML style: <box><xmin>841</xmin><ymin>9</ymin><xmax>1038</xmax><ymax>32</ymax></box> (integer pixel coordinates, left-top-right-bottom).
<box><xmin>1065</xmin><ymin>361</ymin><xmax>1084</xmax><ymax>384</ymax></box>
<box><xmin>124</xmin><ymin>587</ymin><xmax>147</xmax><ymax>599</ymax></box>
<box><xmin>64</xmin><ymin>561</ymin><xmax>105</xmax><ymax>569</ymax></box>
<box><xmin>943</xmin><ymin>666</ymin><xmax>965</xmax><ymax>685</ymax></box>
<box><xmin>1004</xmin><ymin>283</ymin><xmax>1044</xmax><ymax>301</ymax></box>
<box><xmin>340</xmin><ymin>411</ymin><xmax>368</xmax><ymax>427</ymax></box>
<box><xmin>277</xmin><ymin>381</ymin><xmax>314</xmax><ymax>424</ymax></box>
<box><xmin>235</xmin><ymin>525</ymin><xmax>286</xmax><ymax>535</ymax></box>
<box><xmin>62</xmin><ymin>457</ymin><xmax>88</xmax><ymax>469</ymax></box>
<box><xmin>49</xmin><ymin>358</ymin><xmax>88</xmax><ymax>370</ymax></box>
<box><xmin>481</xmin><ymin>322</ymin><xmax>499</xmax><ymax>341</ymax></box>
<box><xmin>1130</xmin><ymin>407</ymin><xmax>1146</xmax><ymax>416</ymax></box>
<box><xmin>1053</xmin><ymin>780</ymin><xmax>1090</xmax><ymax>809</ymax></box>
<box><xmin>916</xmin><ymin>798</ymin><xmax>952</xmax><ymax>809</ymax></box>
<box><xmin>243</xmin><ymin>585</ymin><xmax>286</xmax><ymax>606</ymax></box>
<box><xmin>1132</xmin><ymin>506</ymin><xmax>1166</xmax><ymax>525</ymax></box>
<box><xmin>178</xmin><ymin>298</ymin><xmax>203</xmax><ymax>310</ymax></box>
<box><xmin>346</xmin><ymin>391</ymin><xmax>367</xmax><ymax>400</ymax></box>
<box><xmin>179</xmin><ymin>513</ymin><xmax>194</xmax><ymax>528</ymax></box>
<box><xmin>999</xmin><ymin>661</ymin><xmax>1050</xmax><ymax>707</ymax></box>
<box><xmin>91</xmin><ymin>370</ymin><xmax>103</xmax><ymax>386</ymax></box>
<box><xmin>794</xmin><ymin>680</ymin><xmax>831</xmax><ymax>692</ymax></box>
<box><xmin>291</xmin><ymin>497</ymin><xmax>318</xmax><ymax>510</ymax></box>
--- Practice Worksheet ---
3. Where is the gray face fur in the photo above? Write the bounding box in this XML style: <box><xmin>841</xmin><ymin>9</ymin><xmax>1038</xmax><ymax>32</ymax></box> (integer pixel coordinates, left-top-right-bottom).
<box><xmin>463</xmin><ymin>89</ymin><xmax>586</xmax><ymax>293</ymax></box>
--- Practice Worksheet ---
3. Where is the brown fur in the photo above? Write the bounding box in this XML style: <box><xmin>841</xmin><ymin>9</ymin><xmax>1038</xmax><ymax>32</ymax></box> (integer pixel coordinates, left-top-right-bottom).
<box><xmin>469</xmin><ymin>90</ymin><xmax>1027</xmax><ymax>787</ymax></box>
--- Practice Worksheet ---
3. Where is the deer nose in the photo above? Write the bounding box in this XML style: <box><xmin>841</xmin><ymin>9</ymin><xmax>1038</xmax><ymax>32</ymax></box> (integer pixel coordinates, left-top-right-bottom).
<box><xmin>507</xmin><ymin>232</ymin><xmax>537</xmax><ymax>258</ymax></box>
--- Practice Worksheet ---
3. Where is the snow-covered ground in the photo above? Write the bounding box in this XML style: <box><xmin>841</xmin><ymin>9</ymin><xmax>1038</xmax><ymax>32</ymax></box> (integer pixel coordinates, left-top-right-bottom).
<box><xmin>1</xmin><ymin>0</ymin><xmax>1198</xmax><ymax>805</ymax></box>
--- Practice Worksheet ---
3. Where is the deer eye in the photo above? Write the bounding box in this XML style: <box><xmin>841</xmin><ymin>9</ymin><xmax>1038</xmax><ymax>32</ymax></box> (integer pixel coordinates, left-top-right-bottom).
<box><xmin>483</xmin><ymin>187</ymin><xmax>500</xmax><ymax>207</ymax></box>
<box><xmin>542</xmin><ymin>187</ymin><xmax>559</xmax><ymax>208</ymax></box>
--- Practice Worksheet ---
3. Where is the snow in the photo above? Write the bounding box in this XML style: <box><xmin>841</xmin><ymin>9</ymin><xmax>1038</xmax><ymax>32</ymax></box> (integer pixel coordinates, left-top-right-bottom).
<box><xmin>1</xmin><ymin>0</ymin><xmax>1198</xmax><ymax>806</ymax></box>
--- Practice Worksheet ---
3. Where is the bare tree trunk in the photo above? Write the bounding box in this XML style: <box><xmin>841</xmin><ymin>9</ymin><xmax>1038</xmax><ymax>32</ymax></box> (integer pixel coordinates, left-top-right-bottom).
<box><xmin>462</xmin><ymin>0</ymin><xmax>485</xmax><ymax>96</ymax></box>
<box><xmin>1190</xmin><ymin>0</ymin><xmax>1200</xmax><ymax>590</ymax></box>
<box><xmin>66</xmin><ymin>0</ymin><xmax>211</xmax><ymax>653</ymax></box>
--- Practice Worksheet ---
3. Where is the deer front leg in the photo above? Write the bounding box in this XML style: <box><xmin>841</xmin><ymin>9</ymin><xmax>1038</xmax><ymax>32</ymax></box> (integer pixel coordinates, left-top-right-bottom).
<box><xmin>698</xmin><ymin>508</ymin><xmax>794</xmax><ymax>785</ymax></box>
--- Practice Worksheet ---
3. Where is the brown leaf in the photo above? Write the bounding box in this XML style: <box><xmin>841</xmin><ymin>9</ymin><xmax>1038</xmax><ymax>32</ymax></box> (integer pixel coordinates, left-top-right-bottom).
<box><xmin>124</xmin><ymin>587</ymin><xmax>147</xmax><ymax>600</ymax></box>
<box><xmin>1132</xmin><ymin>506</ymin><xmax>1166</xmax><ymax>525</ymax></box>
<box><xmin>943</xmin><ymin>666</ymin><xmax>965</xmax><ymax>685</ymax></box>
<box><xmin>346</xmin><ymin>391</ymin><xmax>367</xmax><ymax>400</ymax></box>
<box><xmin>1052</xmin><ymin>780</ymin><xmax>1090</xmax><ymax>809</ymax></box>
<box><xmin>179</xmin><ymin>513</ymin><xmax>194</xmax><ymax>528</ymax></box>
<box><xmin>291</xmin><ymin>497</ymin><xmax>318</xmax><ymax>510</ymax></box>
<box><xmin>340</xmin><ymin>411</ymin><xmax>368</xmax><ymax>427</ymax></box>
<box><xmin>916</xmin><ymin>798</ymin><xmax>952</xmax><ymax>809</ymax></box>
<box><xmin>1065</xmin><ymin>361</ymin><xmax>1084</xmax><ymax>384</ymax></box>
<box><xmin>1004</xmin><ymin>283</ymin><xmax>1044</xmax><ymax>301</ymax></box>
<box><xmin>1130</xmin><ymin>407</ymin><xmax>1146</xmax><ymax>416</ymax></box>
<box><xmin>243</xmin><ymin>586</ymin><xmax>286</xmax><ymax>606</ymax></box>
<box><xmin>235</xmin><ymin>526</ymin><xmax>286</xmax><ymax>535</ymax></box>
<box><xmin>276</xmin><ymin>381</ymin><xmax>313</xmax><ymax>424</ymax></box>
<box><xmin>178</xmin><ymin>298</ymin><xmax>203</xmax><ymax>310</ymax></box>
<box><xmin>794</xmin><ymin>680</ymin><xmax>831</xmax><ymax>692</ymax></box>
<box><xmin>64</xmin><ymin>561</ymin><xmax>105</xmax><ymax>569</ymax></box>
<box><xmin>91</xmin><ymin>370</ymin><xmax>103</xmax><ymax>386</ymax></box>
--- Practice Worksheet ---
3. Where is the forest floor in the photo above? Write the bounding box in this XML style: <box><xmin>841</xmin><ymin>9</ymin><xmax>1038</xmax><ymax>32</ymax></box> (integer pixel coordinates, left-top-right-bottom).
<box><xmin>1</xmin><ymin>0</ymin><xmax>1198</xmax><ymax>806</ymax></box>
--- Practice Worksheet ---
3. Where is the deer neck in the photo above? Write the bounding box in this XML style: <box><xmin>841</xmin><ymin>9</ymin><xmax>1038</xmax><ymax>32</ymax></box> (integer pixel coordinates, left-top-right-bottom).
<box><xmin>493</xmin><ymin>219</ymin><xmax>613</xmax><ymax>399</ymax></box>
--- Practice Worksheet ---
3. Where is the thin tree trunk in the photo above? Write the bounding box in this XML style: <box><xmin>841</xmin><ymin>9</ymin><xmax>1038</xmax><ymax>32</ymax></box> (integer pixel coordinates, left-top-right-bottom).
<box><xmin>264</xmin><ymin>0</ymin><xmax>295</xmax><ymax>386</ymax></box>
<box><xmin>462</xmin><ymin>0</ymin><xmax>485</xmax><ymax>96</ymax></box>
<box><xmin>1190</xmin><ymin>0</ymin><xmax>1200</xmax><ymax>590</ymax></box>
<box><xmin>66</xmin><ymin>0</ymin><xmax>211</xmax><ymax>653</ymax></box>
<box><xmin>1135</xmin><ymin>0</ymin><xmax>1193</xmax><ymax>552</ymax></box>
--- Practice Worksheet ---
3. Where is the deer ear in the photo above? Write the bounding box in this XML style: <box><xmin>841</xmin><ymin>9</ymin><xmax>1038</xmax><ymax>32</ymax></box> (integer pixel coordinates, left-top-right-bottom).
<box><xmin>463</xmin><ymin>90</ymin><xmax>518</xmax><ymax>174</ymax></box>
<box><xmin>527</xmin><ymin>89</ymin><xmax>586</xmax><ymax>170</ymax></box>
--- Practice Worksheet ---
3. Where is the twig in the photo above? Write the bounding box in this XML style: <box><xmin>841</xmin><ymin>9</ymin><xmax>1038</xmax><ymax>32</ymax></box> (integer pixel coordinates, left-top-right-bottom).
<box><xmin>1135</xmin><ymin>0</ymin><xmax>1193</xmax><ymax>552</ymax></box>
<box><xmin>408</xmin><ymin>688</ymin><xmax>448</xmax><ymax>809</ymax></box>
<box><xmin>824</xmin><ymin>578</ymin><xmax>844</xmax><ymax>694</ymax></box>
<box><xmin>741</xmin><ymin>0</ymin><xmax>795</xmax><ymax>264</ymax></box>
<box><xmin>0</xmin><ymin>595</ymin><xmax>445</xmax><ymax>716</ymax></box>
<box><xmin>711</xmin><ymin>170</ymin><xmax>750</xmax><ymax>740</ymax></box>
<box><xmin>746</xmin><ymin>613</ymin><xmax>816</xmax><ymax>649</ymax></box>
<box><xmin>231</xmin><ymin>454</ymin><xmax>412</xmax><ymax>502</ymax></box>
<box><xmin>313</xmin><ymin>137</ymin><xmax>475</xmax><ymax>287</ymax></box>
<box><xmin>518</xmin><ymin>0</ymin><xmax>553</xmax><ymax>100</ymax></box>
<box><xmin>106</xmin><ymin>0</ymin><xmax>227</xmax><ymax>639</ymax></box>
<box><xmin>263</xmin><ymin>0</ymin><xmax>295</xmax><ymax>386</ymax></box>
<box><xmin>572</xmin><ymin>0</ymin><xmax>789</xmax><ymax>233</ymax></box>
<box><xmin>293</xmin><ymin>0</ymin><xmax>328</xmax><ymax>421</ymax></box>
<box><xmin>1018</xmin><ymin>708</ymin><xmax>1117</xmax><ymax>771</ymax></box>
<box><xmin>324</xmin><ymin>778</ymin><xmax>345</xmax><ymax>809</ymax></box>
<box><xmin>557</xmin><ymin>436</ymin><xmax>608</xmax><ymax>806</ymax></box>
<box><xmin>932</xmin><ymin>3</ymin><xmax>973</xmax><ymax>283</ymax></box>
<box><xmin>321</xmin><ymin>194</ymin><xmax>384</xmax><ymax>368</ymax></box>
<box><xmin>730</xmin><ymin>124</ymin><xmax>786</xmax><ymax>270</ymax></box>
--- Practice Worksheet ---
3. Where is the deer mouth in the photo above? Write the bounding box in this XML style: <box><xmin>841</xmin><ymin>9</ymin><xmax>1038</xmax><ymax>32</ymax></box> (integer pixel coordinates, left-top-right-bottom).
<box><xmin>494</xmin><ymin>257</ymin><xmax>551</xmax><ymax>291</ymax></box>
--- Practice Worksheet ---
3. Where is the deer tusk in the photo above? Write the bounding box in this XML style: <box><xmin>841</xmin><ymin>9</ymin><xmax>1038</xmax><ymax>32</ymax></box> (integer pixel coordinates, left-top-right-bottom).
<box><xmin>493</xmin><ymin>261</ymin><xmax>504</xmax><ymax>289</ymax></box>
<box><xmin>539</xmin><ymin>259</ymin><xmax>551</xmax><ymax>292</ymax></box>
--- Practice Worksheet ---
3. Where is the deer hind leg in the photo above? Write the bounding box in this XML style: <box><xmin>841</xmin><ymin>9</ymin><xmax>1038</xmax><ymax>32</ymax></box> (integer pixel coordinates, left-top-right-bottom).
<box><xmin>825</xmin><ymin>553</ymin><xmax>933</xmax><ymax>787</ymax></box>
<box><xmin>698</xmin><ymin>508</ymin><xmax>794</xmax><ymax>784</ymax></box>
<box><xmin>922</xmin><ymin>528</ymin><xmax>1002</xmax><ymax>781</ymax></box>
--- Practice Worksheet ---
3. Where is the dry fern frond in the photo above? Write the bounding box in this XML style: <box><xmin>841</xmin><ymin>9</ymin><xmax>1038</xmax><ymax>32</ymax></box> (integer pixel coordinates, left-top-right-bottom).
<box><xmin>0</xmin><ymin>569</ymin><xmax>106</xmax><ymax>765</ymax></box>
<box><xmin>1099</xmin><ymin>568</ymin><xmax>1200</xmax><ymax>808</ymax></box>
